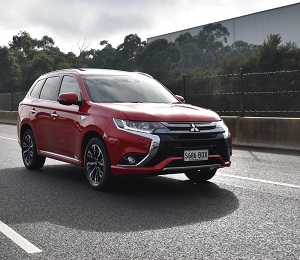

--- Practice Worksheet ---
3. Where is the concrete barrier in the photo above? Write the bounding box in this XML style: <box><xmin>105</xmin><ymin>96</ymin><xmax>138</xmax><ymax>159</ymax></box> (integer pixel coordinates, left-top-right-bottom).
<box><xmin>0</xmin><ymin>111</ymin><xmax>18</xmax><ymax>125</ymax></box>
<box><xmin>0</xmin><ymin>111</ymin><xmax>299</xmax><ymax>151</ymax></box>
<box><xmin>223</xmin><ymin>116</ymin><xmax>300</xmax><ymax>151</ymax></box>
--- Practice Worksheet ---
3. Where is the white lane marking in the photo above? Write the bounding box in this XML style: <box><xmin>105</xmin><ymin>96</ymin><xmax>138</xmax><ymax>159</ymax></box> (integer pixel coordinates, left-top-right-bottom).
<box><xmin>0</xmin><ymin>221</ymin><xmax>42</xmax><ymax>254</ymax></box>
<box><xmin>0</xmin><ymin>136</ymin><xmax>17</xmax><ymax>141</ymax></box>
<box><xmin>218</xmin><ymin>173</ymin><xmax>300</xmax><ymax>189</ymax></box>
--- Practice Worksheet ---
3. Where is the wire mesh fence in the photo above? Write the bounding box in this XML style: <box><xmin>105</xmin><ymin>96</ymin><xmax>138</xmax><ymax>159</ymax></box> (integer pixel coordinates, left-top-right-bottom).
<box><xmin>0</xmin><ymin>70</ymin><xmax>299</xmax><ymax>118</ymax></box>
<box><xmin>242</xmin><ymin>71</ymin><xmax>300</xmax><ymax>117</ymax></box>
<box><xmin>0</xmin><ymin>92</ymin><xmax>27</xmax><ymax>111</ymax></box>
<box><xmin>165</xmin><ymin>69</ymin><xmax>300</xmax><ymax>118</ymax></box>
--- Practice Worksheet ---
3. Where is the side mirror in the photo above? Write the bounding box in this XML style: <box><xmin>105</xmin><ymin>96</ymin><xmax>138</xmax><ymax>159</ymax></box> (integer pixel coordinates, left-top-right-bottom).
<box><xmin>175</xmin><ymin>95</ymin><xmax>185</xmax><ymax>103</ymax></box>
<box><xmin>58</xmin><ymin>93</ymin><xmax>81</xmax><ymax>106</ymax></box>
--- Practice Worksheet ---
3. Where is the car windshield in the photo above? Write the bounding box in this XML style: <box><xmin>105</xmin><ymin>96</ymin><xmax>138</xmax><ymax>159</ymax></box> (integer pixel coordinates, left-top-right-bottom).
<box><xmin>83</xmin><ymin>74</ymin><xmax>179</xmax><ymax>103</ymax></box>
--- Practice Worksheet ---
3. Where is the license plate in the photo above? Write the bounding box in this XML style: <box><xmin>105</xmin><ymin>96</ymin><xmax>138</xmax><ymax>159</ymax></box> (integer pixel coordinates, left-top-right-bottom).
<box><xmin>184</xmin><ymin>150</ymin><xmax>209</xmax><ymax>161</ymax></box>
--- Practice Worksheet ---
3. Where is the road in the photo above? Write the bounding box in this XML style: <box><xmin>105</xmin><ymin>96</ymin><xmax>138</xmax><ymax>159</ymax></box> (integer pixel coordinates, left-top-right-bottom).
<box><xmin>0</xmin><ymin>123</ymin><xmax>299</xmax><ymax>260</ymax></box>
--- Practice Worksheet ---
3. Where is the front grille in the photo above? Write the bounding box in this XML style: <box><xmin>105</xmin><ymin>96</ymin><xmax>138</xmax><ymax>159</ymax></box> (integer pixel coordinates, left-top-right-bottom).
<box><xmin>164</xmin><ymin>122</ymin><xmax>216</xmax><ymax>131</ymax></box>
<box><xmin>145</xmin><ymin>122</ymin><xmax>230</xmax><ymax>167</ymax></box>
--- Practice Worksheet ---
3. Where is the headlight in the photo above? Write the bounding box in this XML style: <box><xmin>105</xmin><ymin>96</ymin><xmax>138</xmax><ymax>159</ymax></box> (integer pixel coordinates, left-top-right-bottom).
<box><xmin>215</xmin><ymin>120</ymin><xmax>229</xmax><ymax>138</ymax></box>
<box><xmin>114</xmin><ymin>119</ymin><xmax>166</xmax><ymax>134</ymax></box>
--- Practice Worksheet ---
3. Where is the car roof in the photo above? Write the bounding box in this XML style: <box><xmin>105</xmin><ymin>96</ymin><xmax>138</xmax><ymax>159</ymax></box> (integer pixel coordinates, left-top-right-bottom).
<box><xmin>40</xmin><ymin>68</ymin><xmax>153</xmax><ymax>78</ymax></box>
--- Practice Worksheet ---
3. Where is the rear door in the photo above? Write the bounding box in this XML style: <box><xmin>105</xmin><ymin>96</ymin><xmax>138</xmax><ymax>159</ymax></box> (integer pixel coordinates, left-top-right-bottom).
<box><xmin>30</xmin><ymin>76</ymin><xmax>60</xmax><ymax>153</ymax></box>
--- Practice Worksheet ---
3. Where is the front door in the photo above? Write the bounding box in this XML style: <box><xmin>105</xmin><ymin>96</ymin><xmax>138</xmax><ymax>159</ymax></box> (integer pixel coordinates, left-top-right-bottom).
<box><xmin>50</xmin><ymin>75</ymin><xmax>85</xmax><ymax>162</ymax></box>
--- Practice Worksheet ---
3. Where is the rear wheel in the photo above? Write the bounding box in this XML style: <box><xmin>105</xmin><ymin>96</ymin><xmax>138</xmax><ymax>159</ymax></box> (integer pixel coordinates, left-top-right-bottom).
<box><xmin>84</xmin><ymin>137</ymin><xmax>113</xmax><ymax>191</ymax></box>
<box><xmin>21</xmin><ymin>129</ymin><xmax>45</xmax><ymax>170</ymax></box>
<box><xmin>185</xmin><ymin>168</ymin><xmax>217</xmax><ymax>183</ymax></box>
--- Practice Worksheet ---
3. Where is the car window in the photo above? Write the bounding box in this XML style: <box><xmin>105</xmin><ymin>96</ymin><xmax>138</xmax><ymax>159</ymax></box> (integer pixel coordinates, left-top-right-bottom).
<box><xmin>59</xmin><ymin>76</ymin><xmax>81</xmax><ymax>101</ymax></box>
<box><xmin>40</xmin><ymin>76</ymin><xmax>59</xmax><ymax>101</ymax></box>
<box><xmin>30</xmin><ymin>79</ymin><xmax>46</xmax><ymax>98</ymax></box>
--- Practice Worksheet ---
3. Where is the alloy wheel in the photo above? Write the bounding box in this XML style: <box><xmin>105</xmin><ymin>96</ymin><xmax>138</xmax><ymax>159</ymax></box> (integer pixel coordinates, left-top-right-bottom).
<box><xmin>86</xmin><ymin>144</ymin><xmax>104</xmax><ymax>185</ymax></box>
<box><xmin>22</xmin><ymin>134</ymin><xmax>34</xmax><ymax>165</ymax></box>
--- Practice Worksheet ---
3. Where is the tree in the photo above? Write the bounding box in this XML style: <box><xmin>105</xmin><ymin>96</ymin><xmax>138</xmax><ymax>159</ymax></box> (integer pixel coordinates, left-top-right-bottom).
<box><xmin>7</xmin><ymin>31</ymin><xmax>80</xmax><ymax>90</ymax></box>
<box><xmin>36</xmin><ymin>36</ymin><xmax>55</xmax><ymax>50</ymax></box>
<box><xmin>174</xmin><ymin>23</ymin><xmax>230</xmax><ymax>71</ymax></box>
<box><xmin>257</xmin><ymin>34</ymin><xmax>300</xmax><ymax>72</ymax></box>
<box><xmin>79</xmin><ymin>40</ymin><xmax>116</xmax><ymax>68</ymax></box>
<box><xmin>175</xmin><ymin>32</ymin><xmax>199</xmax><ymax>69</ymax></box>
<box><xmin>8</xmin><ymin>31</ymin><xmax>43</xmax><ymax>89</ymax></box>
<box><xmin>196</xmin><ymin>23</ymin><xmax>230</xmax><ymax>69</ymax></box>
<box><xmin>98</xmin><ymin>42</ymin><xmax>116</xmax><ymax>68</ymax></box>
<box><xmin>0</xmin><ymin>47</ymin><xmax>21</xmax><ymax>92</ymax></box>
<box><xmin>280</xmin><ymin>42</ymin><xmax>300</xmax><ymax>70</ymax></box>
<box><xmin>9</xmin><ymin>31</ymin><xmax>35</xmax><ymax>58</ymax></box>
<box><xmin>136</xmin><ymin>39</ymin><xmax>181</xmax><ymax>81</ymax></box>
<box><xmin>219</xmin><ymin>41</ymin><xmax>261</xmax><ymax>74</ymax></box>
<box><xmin>258</xmin><ymin>34</ymin><xmax>283</xmax><ymax>71</ymax></box>
<box><xmin>112</xmin><ymin>34</ymin><xmax>144</xmax><ymax>70</ymax></box>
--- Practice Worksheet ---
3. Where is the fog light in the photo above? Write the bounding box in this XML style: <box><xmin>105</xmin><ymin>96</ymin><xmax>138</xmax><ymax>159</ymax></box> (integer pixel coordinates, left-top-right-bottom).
<box><xmin>119</xmin><ymin>154</ymin><xmax>146</xmax><ymax>166</ymax></box>
<box><xmin>127</xmin><ymin>156</ymin><xmax>136</xmax><ymax>165</ymax></box>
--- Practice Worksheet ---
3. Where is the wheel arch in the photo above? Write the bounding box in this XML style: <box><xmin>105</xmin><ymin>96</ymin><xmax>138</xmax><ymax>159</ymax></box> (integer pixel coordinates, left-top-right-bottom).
<box><xmin>20</xmin><ymin>124</ymin><xmax>32</xmax><ymax>143</ymax></box>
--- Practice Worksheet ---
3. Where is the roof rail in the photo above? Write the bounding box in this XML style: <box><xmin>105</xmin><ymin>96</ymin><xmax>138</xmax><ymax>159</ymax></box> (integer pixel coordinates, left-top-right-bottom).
<box><xmin>135</xmin><ymin>72</ymin><xmax>153</xmax><ymax>78</ymax></box>
<box><xmin>78</xmin><ymin>68</ymin><xmax>99</xmax><ymax>71</ymax></box>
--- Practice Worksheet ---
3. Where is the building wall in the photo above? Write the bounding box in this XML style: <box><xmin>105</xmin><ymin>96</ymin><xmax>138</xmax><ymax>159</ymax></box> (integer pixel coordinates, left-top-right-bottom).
<box><xmin>147</xmin><ymin>3</ymin><xmax>300</xmax><ymax>47</ymax></box>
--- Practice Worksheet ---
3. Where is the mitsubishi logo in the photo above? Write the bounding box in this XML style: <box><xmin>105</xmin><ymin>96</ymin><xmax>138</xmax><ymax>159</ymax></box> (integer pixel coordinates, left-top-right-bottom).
<box><xmin>190</xmin><ymin>123</ymin><xmax>199</xmax><ymax>132</ymax></box>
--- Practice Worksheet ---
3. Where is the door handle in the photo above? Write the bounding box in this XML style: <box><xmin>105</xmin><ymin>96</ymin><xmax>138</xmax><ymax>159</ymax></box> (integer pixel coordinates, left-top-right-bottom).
<box><xmin>51</xmin><ymin>112</ymin><xmax>58</xmax><ymax>118</ymax></box>
<box><xmin>30</xmin><ymin>108</ymin><xmax>36</xmax><ymax>114</ymax></box>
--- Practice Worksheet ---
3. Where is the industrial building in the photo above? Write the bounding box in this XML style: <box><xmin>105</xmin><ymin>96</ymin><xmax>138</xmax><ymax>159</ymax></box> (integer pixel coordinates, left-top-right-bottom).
<box><xmin>147</xmin><ymin>3</ymin><xmax>300</xmax><ymax>47</ymax></box>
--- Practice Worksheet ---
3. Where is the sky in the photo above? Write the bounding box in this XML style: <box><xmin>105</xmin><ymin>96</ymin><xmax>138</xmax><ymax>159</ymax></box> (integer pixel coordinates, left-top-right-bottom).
<box><xmin>0</xmin><ymin>0</ymin><xmax>299</xmax><ymax>54</ymax></box>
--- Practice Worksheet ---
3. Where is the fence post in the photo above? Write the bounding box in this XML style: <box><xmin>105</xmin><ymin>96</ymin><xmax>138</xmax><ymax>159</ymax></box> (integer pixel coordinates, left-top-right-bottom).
<box><xmin>240</xmin><ymin>68</ymin><xmax>244</xmax><ymax>117</ymax></box>
<box><xmin>182</xmin><ymin>74</ymin><xmax>186</xmax><ymax>100</ymax></box>
<box><xmin>11</xmin><ymin>92</ymin><xmax>14</xmax><ymax>111</ymax></box>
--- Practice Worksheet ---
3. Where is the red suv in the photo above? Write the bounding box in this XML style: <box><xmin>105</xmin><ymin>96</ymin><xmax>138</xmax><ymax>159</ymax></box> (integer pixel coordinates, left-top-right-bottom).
<box><xmin>18</xmin><ymin>69</ymin><xmax>232</xmax><ymax>190</ymax></box>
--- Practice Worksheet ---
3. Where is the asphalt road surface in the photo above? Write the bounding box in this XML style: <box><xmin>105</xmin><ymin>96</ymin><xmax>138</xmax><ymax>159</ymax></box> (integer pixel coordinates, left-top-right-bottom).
<box><xmin>0</xmin><ymin>123</ymin><xmax>299</xmax><ymax>260</ymax></box>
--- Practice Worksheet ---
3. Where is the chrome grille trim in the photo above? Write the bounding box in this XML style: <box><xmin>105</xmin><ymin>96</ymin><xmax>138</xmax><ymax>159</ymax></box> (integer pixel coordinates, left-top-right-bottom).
<box><xmin>155</xmin><ymin>122</ymin><xmax>224</xmax><ymax>135</ymax></box>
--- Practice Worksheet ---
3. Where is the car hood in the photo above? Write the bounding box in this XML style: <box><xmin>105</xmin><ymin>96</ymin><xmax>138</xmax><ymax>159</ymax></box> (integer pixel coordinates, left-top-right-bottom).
<box><xmin>97</xmin><ymin>103</ymin><xmax>221</xmax><ymax>122</ymax></box>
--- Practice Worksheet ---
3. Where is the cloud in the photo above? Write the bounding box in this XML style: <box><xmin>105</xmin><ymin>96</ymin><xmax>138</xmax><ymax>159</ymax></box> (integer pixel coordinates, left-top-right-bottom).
<box><xmin>1</xmin><ymin>0</ymin><xmax>178</xmax><ymax>52</ymax></box>
<box><xmin>0</xmin><ymin>0</ymin><xmax>298</xmax><ymax>53</ymax></box>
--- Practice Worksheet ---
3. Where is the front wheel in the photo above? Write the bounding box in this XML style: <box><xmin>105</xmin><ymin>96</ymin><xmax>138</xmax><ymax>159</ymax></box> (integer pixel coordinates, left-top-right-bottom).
<box><xmin>84</xmin><ymin>137</ymin><xmax>113</xmax><ymax>191</ymax></box>
<box><xmin>185</xmin><ymin>168</ymin><xmax>217</xmax><ymax>183</ymax></box>
<box><xmin>21</xmin><ymin>129</ymin><xmax>45</xmax><ymax>170</ymax></box>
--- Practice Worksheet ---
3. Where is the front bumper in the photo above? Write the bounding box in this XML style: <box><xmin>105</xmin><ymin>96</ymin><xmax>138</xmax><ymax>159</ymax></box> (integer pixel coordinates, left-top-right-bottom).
<box><xmin>109</xmin><ymin>121</ymin><xmax>231</xmax><ymax>176</ymax></box>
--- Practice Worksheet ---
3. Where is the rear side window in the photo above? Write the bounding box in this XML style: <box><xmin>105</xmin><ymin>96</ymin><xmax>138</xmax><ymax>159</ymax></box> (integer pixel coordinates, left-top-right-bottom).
<box><xmin>59</xmin><ymin>76</ymin><xmax>82</xmax><ymax>101</ymax></box>
<box><xmin>40</xmin><ymin>76</ymin><xmax>59</xmax><ymax>101</ymax></box>
<box><xmin>30</xmin><ymin>79</ymin><xmax>45</xmax><ymax>98</ymax></box>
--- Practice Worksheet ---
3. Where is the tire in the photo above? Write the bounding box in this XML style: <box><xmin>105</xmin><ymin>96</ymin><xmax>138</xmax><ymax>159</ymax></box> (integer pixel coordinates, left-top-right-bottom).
<box><xmin>21</xmin><ymin>129</ymin><xmax>46</xmax><ymax>170</ymax></box>
<box><xmin>185</xmin><ymin>168</ymin><xmax>217</xmax><ymax>183</ymax></box>
<box><xmin>84</xmin><ymin>137</ymin><xmax>113</xmax><ymax>191</ymax></box>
